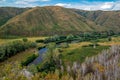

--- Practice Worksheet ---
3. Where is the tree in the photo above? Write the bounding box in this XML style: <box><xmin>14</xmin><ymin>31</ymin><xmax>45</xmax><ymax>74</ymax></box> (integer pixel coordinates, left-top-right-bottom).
<box><xmin>108</xmin><ymin>36</ymin><xmax>112</xmax><ymax>41</ymax></box>
<box><xmin>66</xmin><ymin>34</ymin><xmax>74</xmax><ymax>41</ymax></box>
<box><xmin>23</xmin><ymin>38</ymin><xmax>28</xmax><ymax>42</ymax></box>
<box><xmin>0</xmin><ymin>46</ymin><xmax>5</xmax><ymax>61</ymax></box>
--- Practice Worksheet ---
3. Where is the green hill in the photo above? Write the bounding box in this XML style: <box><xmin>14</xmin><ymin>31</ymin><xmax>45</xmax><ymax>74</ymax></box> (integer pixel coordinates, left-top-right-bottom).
<box><xmin>0</xmin><ymin>6</ymin><xmax>119</xmax><ymax>37</ymax></box>
<box><xmin>73</xmin><ymin>9</ymin><xmax>120</xmax><ymax>32</ymax></box>
<box><xmin>0</xmin><ymin>7</ymin><xmax>29</xmax><ymax>27</ymax></box>
<box><xmin>0</xmin><ymin>6</ymin><xmax>101</xmax><ymax>36</ymax></box>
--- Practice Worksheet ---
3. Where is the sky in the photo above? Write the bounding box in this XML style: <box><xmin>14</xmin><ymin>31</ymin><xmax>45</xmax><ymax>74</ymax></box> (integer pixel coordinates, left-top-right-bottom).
<box><xmin>0</xmin><ymin>0</ymin><xmax>120</xmax><ymax>10</ymax></box>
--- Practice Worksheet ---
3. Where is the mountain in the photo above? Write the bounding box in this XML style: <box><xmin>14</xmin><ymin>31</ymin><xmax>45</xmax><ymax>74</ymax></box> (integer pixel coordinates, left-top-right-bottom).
<box><xmin>0</xmin><ymin>6</ymin><xmax>101</xmax><ymax>36</ymax></box>
<box><xmin>0</xmin><ymin>6</ymin><xmax>119</xmax><ymax>37</ymax></box>
<box><xmin>73</xmin><ymin>9</ymin><xmax>120</xmax><ymax>32</ymax></box>
<box><xmin>0</xmin><ymin>7</ymin><xmax>29</xmax><ymax>27</ymax></box>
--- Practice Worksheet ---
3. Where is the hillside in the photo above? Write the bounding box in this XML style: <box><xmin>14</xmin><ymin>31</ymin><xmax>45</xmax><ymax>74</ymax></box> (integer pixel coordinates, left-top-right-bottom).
<box><xmin>0</xmin><ymin>7</ymin><xmax>29</xmax><ymax>27</ymax></box>
<box><xmin>0</xmin><ymin>6</ymin><xmax>120</xmax><ymax>37</ymax></box>
<box><xmin>73</xmin><ymin>9</ymin><xmax>120</xmax><ymax>32</ymax></box>
<box><xmin>0</xmin><ymin>6</ymin><xmax>102</xmax><ymax>36</ymax></box>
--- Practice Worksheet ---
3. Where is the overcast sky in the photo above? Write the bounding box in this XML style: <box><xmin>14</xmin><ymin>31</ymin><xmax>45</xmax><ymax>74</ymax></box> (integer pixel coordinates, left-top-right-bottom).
<box><xmin>0</xmin><ymin>0</ymin><xmax>120</xmax><ymax>10</ymax></box>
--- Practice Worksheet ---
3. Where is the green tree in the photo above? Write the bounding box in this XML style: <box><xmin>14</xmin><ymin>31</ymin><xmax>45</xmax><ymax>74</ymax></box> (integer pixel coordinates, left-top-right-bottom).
<box><xmin>66</xmin><ymin>34</ymin><xmax>74</xmax><ymax>40</ymax></box>
<box><xmin>0</xmin><ymin>46</ymin><xmax>5</xmax><ymax>61</ymax></box>
<box><xmin>108</xmin><ymin>36</ymin><xmax>112</xmax><ymax>41</ymax></box>
<box><xmin>23</xmin><ymin>38</ymin><xmax>28</xmax><ymax>42</ymax></box>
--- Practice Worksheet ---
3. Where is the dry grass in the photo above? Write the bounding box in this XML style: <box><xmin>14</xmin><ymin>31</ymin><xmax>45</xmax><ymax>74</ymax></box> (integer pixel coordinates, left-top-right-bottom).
<box><xmin>98</xmin><ymin>36</ymin><xmax>120</xmax><ymax>46</ymax></box>
<box><xmin>64</xmin><ymin>42</ymin><xmax>91</xmax><ymax>51</ymax></box>
<box><xmin>27</xmin><ymin>37</ymin><xmax>47</xmax><ymax>42</ymax></box>
<box><xmin>0</xmin><ymin>39</ymin><xmax>18</xmax><ymax>44</ymax></box>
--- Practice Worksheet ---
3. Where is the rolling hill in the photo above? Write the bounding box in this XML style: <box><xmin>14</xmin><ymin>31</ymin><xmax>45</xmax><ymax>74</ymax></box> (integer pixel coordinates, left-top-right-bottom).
<box><xmin>0</xmin><ymin>6</ymin><xmax>119</xmax><ymax>37</ymax></box>
<box><xmin>0</xmin><ymin>7</ymin><xmax>29</xmax><ymax>27</ymax></box>
<box><xmin>73</xmin><ymin>9</ymin><xmax>120</xmax><ymax>32</ymax></box>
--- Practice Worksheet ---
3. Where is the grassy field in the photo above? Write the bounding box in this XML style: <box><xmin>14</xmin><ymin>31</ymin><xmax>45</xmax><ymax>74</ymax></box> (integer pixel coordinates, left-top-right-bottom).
<box><xmin>0</xmin><ymin>36</ymin><xmax>119</xmax><ymax>66</ymax></box>
<box><xmin>61</xmin><ymin>45</ymin><xmax>109</xmax><ymax>64</ymax></box>
<box><xmin>60</xmin><ymin>36</ymin><xmax>120</xmax><ymax>64</ymax></box>
<box><xmin>0</xmin><ymin>37</ymin><xmax>46</xmax><ymax>44</ymax></box>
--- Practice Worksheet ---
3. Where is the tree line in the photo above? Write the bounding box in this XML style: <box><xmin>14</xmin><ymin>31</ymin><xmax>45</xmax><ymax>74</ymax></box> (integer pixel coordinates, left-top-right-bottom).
<box><xmin>36</xmin><ymin>31</ymin><xmax>118</xmax><ymax>44</ymax></box>
<box><xmin>0</xmin><ymin>40</ymin><xmax>36</xmax><ymax>62</ymax></box>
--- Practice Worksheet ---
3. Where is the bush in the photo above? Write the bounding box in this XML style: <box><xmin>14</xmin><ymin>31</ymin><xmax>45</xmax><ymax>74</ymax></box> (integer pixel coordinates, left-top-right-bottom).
<box><xmin>82</xmin><ymin>43</ymin><xmax>100</xmax><ymax>48</ymax></box>
<box><xmin>23</xmin><ymin>38</ymin><xmax>28</xmax><ymax>42</ymax></box>
<box><xmin>59</xmin><ymin>43</ymin><xmax>69</xmax><ymax>48</ymax></box>
<box><xmin>36</xmin><ymin>39</ymin><xmax>44</xmax><ymax>43</ymax></box>
<box><xmin>108</xmin><ymin>36</ymin><xmax>112</xmax><ymax>41</ymax></box>
<box><xmin>82</xmin><ymin>45</ymin><xmax>89</xmax><ymax>47</ymax></box>
<box><xmin>21</xmin><ymin>54</ymin><xmax>38</xmax><ymax>66</ymax></box>
<box><xmin>37</xmin><ymin>46</ymin><xmax>45</xmax><ymax>50</ymax></box>
<box><xmin>0</xmin><ymin>40</ymin><xmax>37</xmax><ymax>62</ymax></box>
<box><xmin>89</xmin><ymin>43</ymin><xmax>100</xmax><ymax>47</ymax></box>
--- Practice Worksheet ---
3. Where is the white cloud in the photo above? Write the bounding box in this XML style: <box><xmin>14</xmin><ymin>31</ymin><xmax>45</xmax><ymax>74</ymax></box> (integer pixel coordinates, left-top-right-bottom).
<box><xmin>15</xmin><ymin>1</ymin><xmax>28</xmax><ymax>5</ymax></box>
<box><xmin>40</xmin><ymin>0</ymin><xmax>50</xmax><ymax>2</ymax></box>
<box><xmin>55</xmin><ymin>1</ymin><xmax>120</xmax><ymax>11</ymax></box>
<box><xmin>16</xmin><ymin>0</ymin><xmax>50</xmax><ymax>3</ymax></box>
<box><xmin>0</xmin><ymin>0</ymin><xmax>120</xmax><ymax>11</ymax></box>
<box><xmin>14</xmin><ymin>0</ymin><xmax>50</xmax><ymax>7</ymax></box>
<box><xmin>100</xmin><ymin>2</ymin><xmax>114</xmax><ymax>9</ymax></box>
<box><xmin>14</xmin><ymin>0</ymin><xmax>49</xmax><ymax>7</ymax></box>
<box><xmin>15</xmin><ymin>0</ymin><xmax>36</xmax><ymax>7</ymax></box>
<box><xmin>55</xmin><ymin>3</ymin><xmax>71</xmax><ymax>7</ymax></box>
<box><xmin>111</xmin><ymin>1</ymin><xmax>120</xmax><ymax>10</ymax></box>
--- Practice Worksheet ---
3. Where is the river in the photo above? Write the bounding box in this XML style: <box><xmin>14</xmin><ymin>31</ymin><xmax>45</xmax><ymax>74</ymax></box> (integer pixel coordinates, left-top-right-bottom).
<box><xmin>29</xmin><ymin>48</ymin><xmax>47</xmax><ymax>65</ymax></box>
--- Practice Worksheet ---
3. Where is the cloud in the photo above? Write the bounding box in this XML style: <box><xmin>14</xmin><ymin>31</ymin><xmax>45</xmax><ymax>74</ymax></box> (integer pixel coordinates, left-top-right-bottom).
<box><xmin>15</xmin><ymin>1</ymin><xmax>28</xmax><ymax>5</ymax></box>
<box><xmin>40</xmin><ymin>0</ymin><xmax>50</xmax><ymax>2</ymax></box>
<box><xmin>55</xmin><ymin>1</ymin><xmax>120</xmax><ymax>11</ymax></box>
<box><xmin>0</xmin><ymin>0</ymin><xmax>120</xmax><ymax>11</ymax></box>
<box><xmin>55</xmin><ymin>3</ymin><xmax>71</xmax><ymax>7</ymax></box>
<box><xmin>14</xmin><ymin>0</ymin><xmax>51</xmax><ymax>7</ymax></box>
<box><xmin>111</xmin><ymin>1</ymin><xmax>120</xmax><ymax>10</ymax></box>
<box><xmin>100</xmin><ymin>2</ymin><xmax>114</xmax><ymax>9</ymax></box>
<box><xmin>16</xmin><ymin>0</ymin><xmax>50</xmax><ymax>3</ymax></box>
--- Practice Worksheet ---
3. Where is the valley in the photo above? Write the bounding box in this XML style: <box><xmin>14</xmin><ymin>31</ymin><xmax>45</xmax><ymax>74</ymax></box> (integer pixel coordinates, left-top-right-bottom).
<box><xmin>0</xmin><ymin>6</ymin><xmax>120</xmax><ymax>80</ymax></box>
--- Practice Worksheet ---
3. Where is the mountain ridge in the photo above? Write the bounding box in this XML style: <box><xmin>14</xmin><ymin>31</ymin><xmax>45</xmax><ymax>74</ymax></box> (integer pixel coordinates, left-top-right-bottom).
<box><xmin>0</xmin><ymin>6</ymin><xmax>119</xmax><ymax>36</ymax></box>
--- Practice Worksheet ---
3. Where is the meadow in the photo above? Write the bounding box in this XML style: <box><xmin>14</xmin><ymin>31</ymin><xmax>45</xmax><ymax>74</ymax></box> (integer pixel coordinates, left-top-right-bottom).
<box><xmin>61</xmin><ymin>45</ymin><xmax>109</xmax><ymax>63</ymax></box>
<box><xmin>0</xmin><ymin>36</ymin><xmax>120</xmax><ymax>64</ymax></box>
<box><xmin>0</xmin><ymin>36</ymin><xmax>120</xmax><ymax>80</ymax></box>
<box><xmin>0</xmin><ymin>37</ymin><xmax>46</xmax><ymax>44</ymax></box>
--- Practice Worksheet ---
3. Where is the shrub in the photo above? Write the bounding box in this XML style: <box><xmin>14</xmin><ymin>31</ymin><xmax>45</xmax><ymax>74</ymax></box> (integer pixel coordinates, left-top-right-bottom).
<box><xmin>82</xmin><ymin>45</ymin><xmax>89</xmax><ymax>47</ymax></box>
<box><xmin>23</xmin><ymin>38</ymin><xmax>28</xmax><ymax>42</ymax></box>
<box><xmin>108</xmin><ymin>36</ymin><xmax>112</xmax><ymax>41</ymax></box>
<box><xmin>36</xmin><ymin>39</ymin><xmax>44</xmax><ymax>43</ymax></box>
<box><xmin>21</xmin><ymin>54</ymin><xmax>38</xmax><ymax>66</ymax></box>
<box><xmin>89</xmin><ymin>43</ymin><xmax>100</xmax><ymax>47</ymax></box>
<box><xmin>37</xmin><ymin>46</ymin><xmax>45</xmax><ymax>50</ymax></box>
<box><xmin>0</xmin><ymin>40</ymin><xmax>36</xmax><ymax>62</ymax></box>
<box><xmin>59</xmin><ymin>43</ymin><xmax>69</xmax><ymax>48</ymax></box>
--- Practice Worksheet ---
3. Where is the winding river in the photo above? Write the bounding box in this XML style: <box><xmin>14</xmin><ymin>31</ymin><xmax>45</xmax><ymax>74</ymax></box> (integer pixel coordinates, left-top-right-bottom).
<box><xmin>29</xmin><ymin>48</ymin><xmax>47</xmax><ymax>65</ymax></box>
